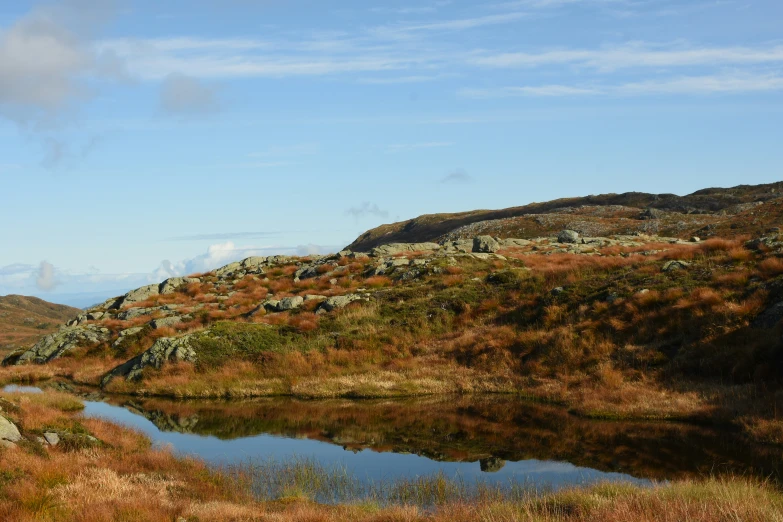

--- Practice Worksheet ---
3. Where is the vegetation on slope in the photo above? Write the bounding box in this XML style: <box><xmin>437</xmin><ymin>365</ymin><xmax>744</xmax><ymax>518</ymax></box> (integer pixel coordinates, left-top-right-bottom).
<box><xmin>0</xmin><ymin>295</ymin><xmax>80</xmax><ymax>355</ymax></box>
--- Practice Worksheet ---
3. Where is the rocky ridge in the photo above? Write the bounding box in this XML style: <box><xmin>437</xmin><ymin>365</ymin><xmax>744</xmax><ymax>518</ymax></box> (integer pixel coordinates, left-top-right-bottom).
<box><xmin>3</xmin><ymin>229</ymin><xmax>699</xmax><ymax>387</ymax></box>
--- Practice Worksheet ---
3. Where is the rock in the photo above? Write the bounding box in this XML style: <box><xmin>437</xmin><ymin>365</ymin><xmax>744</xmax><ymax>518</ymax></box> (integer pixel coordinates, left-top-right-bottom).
<box><xmin>43</xmin><ymin>432</ymin><xmax>60</xmax><ymax>446</ymax></box>
<box><xmin>216</xmin><ymin>262</ymin><xmax>242</xmax><ymax>278</ymax></box>
<box><xmin>318</xmin><ymin>294</ymin><xmax>363</xmax><ymax>313</ymax></box>
<box><xmin>103</xmin><ymin>335</ymin><xmax>197</xmax><ymax>384</ymax></box>
<box><xmin>263</xmin><ymin>300</ymin><xmax>281</xmax><ymax>312</ymax></box>
<box><xmin>690</xmin><ymin>237</ymin><xmax>701</xmax><ymax>243</ymax></box>
<box><xmin>500</xmin><ymin>238</ymin><xmax>532</xmax><ymax>248</ymax></box>
<box><xmin>473</xmin><ymin>236</ymin><xmax>500</xmax><ymax>253</ymax></box>
<box><xmin>639</xmin><ymin>207</ymin><xmax>663</xmax><ymax>220</ymax></box>
<box><xmin>159</xmin><ymin>277</ymin><xmax>200</xmax><ymax>294</ymax></box>
<box><xmin>662</xmin><ymin>260</ymin><xmax>690</xmax><ymax>272</ymax></box>
<box><xmin>441</xmin><ymin>239</ymin><xmax>474</xmax><ymax>254</ymax></box>
<box><xmin>370</xmin><ymin>243</ymin><xmax>441</xmax><ymax>257</ymax></box>
<box><xmin>277</xmin><ymin>296</ymin><xmax>304</xmax><ymax>311</ymax></box>
<box><xmin>294</xmin><ymin>265</ymin><xmax>320</xmax><ymax>280</ymax></box>
<box><xmin>479</xmin><ymin>457</ymin><xmax>506</xmax><ymax>473</ymax></box>
<box><xmin>123</xmin><ymin>284</ymin><xmax>160</xmax><ymax>305</ymax></box>
<box><xmin>752</xmin><ymin>302</ymin><xmax>783</xmax><ymax>329</ymax></box>
<box><xmin>86</xmin><ymin>312</ymin><xmax>104</xmax><ymax>321</ymax></box>
<box><xmin>241</xmin><ymin>257</ymin><xmax>268</xmax><ymax>269</ymax></box>
<box><xmin>557</xmin><ymin>230</ymin><xmax>580</xmax><ymax>244</ymax></box>
<box><xmin>304</xmin><ymin>295</ymin><xmax>327</xmax><ymax>302</ymax></box>
<box><xmin>551</xmin><ymin>287</ymin><xmax>565</xmax><ymax>295</ymax></box>
<box><xmin>0</xmin><ymin>415</ymin><xmax>21</xmax><ymax>442</ymax></box>
<box><xmin>4</xmin><ymin>326</ymin><xmax>110</xmax><ymax>365</ymax></box>
<box><xmin>118</xmin><ymin>307</ymin><xmax>163</xmax><ymax>321</ymax></box>
<box><xmin>150</xmin><ymin>316</ymin><xmax>182</xmax><ymax>329</ymax></box>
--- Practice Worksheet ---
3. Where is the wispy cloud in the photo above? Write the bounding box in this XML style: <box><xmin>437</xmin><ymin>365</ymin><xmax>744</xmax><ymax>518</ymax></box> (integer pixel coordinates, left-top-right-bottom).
<box><xmin>470</xmin><ymin>43</ymin><xmax>783</xmax><ymax>71</ymax></box>
<box><xmin>159</xmin><ymin>73</ymin><xmax>220</xmax><ymax>116</ymax></box>
<box><xmin>359</xmin><ymin>74</ymin><xmax>453</xmax><ymax>84</ymax></box>
<box><xmin>345</xmin><ymin>202</ymin><xmax>390</xmax><ymax>220</ymax></box>
<box><xmin>440</xmin><ymin>168</ymin><xmax>474</xmax><ymax>184</ymax></box>
<box><xmin>460</xmin><ymin>73</ymin><xmax>783</xmax><ymax>98</ymax></box>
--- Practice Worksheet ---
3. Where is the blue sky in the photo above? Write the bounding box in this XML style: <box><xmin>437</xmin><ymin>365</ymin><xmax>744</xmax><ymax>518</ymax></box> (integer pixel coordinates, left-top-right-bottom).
<box><xmin>0</xmin><ymin>0</ymin><xmax>781</xmax><ymax>306</ymax></box>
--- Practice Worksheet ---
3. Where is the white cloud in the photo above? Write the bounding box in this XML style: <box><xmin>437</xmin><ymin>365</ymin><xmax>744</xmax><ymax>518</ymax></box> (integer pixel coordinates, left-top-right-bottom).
<box><xmin>35</xmin><ymin>261</ymin><xmax>59</xmax><ymax>291</ymax></box>
<box><xmin>0</xmin><ymin>1</ymin><xmax>122</xmax><ymax>122</ymax></box>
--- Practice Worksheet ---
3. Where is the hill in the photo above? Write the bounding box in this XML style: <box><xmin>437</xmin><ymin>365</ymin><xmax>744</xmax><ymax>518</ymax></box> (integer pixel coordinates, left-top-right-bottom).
<box><xmin>347</xmin><ymin>181</ymin><xmax>783</xmax><ymax>251</ymax></box>
<box><xmin>3</xmin><ymin>181</ymin><xmax>783</xmax><ymax>445</ymax></box>
<box><xmin>0</xmin><ymin>295</ymin><xmax>80</xmax><ymax>355</ymax></box>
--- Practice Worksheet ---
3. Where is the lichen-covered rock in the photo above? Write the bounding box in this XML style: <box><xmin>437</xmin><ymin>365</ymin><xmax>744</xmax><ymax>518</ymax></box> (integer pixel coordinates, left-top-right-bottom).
<box><xmin>557</xmin><ymin>230</ymin><xmax>580</xmax><ymax>244</ymax></box>
<box><xmin>3</xmin><ymin>326</ymin><xmax>109</xmax><ymax>365</ymax></box>
<box><xmin>318</xmin><ymin>294</ymin><xmax>364</xmax><ymax>313</ymax></box>
<box><xmin>123</xmin><ymin>284</ymin><xmax>160</xmax><ymax>305</ymax></box>
<box><xmin>103</xmin><ymin>335</ymin><xmax>197</xmax><ymax>384</ymax></box>
<box><xmin>473</xmin><ymin>236</ymin><xmax>500</xmax><ymax>253</ymax></box>
<box><xmin>277</xmin><ymin>296</ymin><xmax>304</xmax><ymax>311</ymax></box>
<box><xmin>370</xmin><ymin>243</ymin><xmax>440</xmax><ymax>257</ymax></box>
<box><xmin>150</xmin><ymin>316</ymin><xmax>182</xmax><ymax>329</ymax></box>
<box><xmin>0</xmin><ymin>415</ymin><xmax>21</xmax><ymax>442</ymax></box>
<box><xmin>662</xmin><ymin>260</ymin><xmax>690</xmax><ymax>272</ymax></box>
<box><xmin>159</xmin><ymin>277</ymin><xmax>200</xmax><ymax>294</ymax></box>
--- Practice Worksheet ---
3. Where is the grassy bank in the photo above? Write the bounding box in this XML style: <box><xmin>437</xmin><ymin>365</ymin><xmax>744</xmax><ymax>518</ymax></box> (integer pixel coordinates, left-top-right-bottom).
<box><xmin>1</xmin><ymin>392</ymin><xmax>782</xmax><ymax>521</ymax></box>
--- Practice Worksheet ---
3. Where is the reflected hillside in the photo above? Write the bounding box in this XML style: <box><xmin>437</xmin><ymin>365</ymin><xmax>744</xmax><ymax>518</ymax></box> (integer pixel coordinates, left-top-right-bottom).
<box><xmin>99</xmin><ymin>394</ymin><xmax>783</xmax><ymax>482</ymax></box>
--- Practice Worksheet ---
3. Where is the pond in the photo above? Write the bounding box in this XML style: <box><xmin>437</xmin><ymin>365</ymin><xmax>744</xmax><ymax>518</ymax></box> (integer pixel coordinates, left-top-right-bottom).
<box><xmin>6</xmin><ymin>385</ymin><xmax>782</xmax><ymax>494</ymax></box>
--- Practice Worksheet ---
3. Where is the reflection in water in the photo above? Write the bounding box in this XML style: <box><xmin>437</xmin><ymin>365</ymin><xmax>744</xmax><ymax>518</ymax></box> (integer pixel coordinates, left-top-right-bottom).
<box><xmin>2</xmin><ymin>384</ymin><xmax>43</xmax><ymax>394</ymax></box>
<box><xmin>79</xmin><ymin>394</ymin><xmax>783</xmax><ymax>488</ymax></box>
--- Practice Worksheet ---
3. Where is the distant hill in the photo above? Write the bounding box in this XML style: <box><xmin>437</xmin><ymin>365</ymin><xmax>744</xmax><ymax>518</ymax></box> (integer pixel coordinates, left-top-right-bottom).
<box><xmin>0</xmin><ymin>295</ymin><xmax>80</xmax><ymax>354</ymax></box>
<box><xmin>347</xmin><ymin>182</ymin><xmax>783</xmax><ymax>251</ymax></box>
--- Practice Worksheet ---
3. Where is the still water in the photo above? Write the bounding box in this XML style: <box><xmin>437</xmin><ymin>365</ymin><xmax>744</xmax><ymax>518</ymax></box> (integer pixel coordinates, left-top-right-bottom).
<box><xmin>6</xmin><ymin>385</ymin><xmax>780</xmax><ymax>490</ymax></box>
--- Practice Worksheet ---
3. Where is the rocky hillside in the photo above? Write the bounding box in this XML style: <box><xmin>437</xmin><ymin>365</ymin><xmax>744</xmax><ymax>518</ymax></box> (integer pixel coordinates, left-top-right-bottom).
<box><xmin>347</xmin><ymin>182</ymin><xmax>783</xmax><ymax>251</ymax></box>
<box><xmin>0</xmin><ymin>295</ymin><xmax>80</xmax><ymax>355</ymax></box>
<box><xmin>4</xmin><ymin>180</ymin><xmax>783</xmax><ymax>444</ymax></box>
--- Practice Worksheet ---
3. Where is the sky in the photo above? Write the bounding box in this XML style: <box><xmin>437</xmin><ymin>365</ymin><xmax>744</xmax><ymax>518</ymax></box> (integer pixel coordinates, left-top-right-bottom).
<box><xmin>0</xmin><ymin>0</ymin><xmax>782</xmax><ymax>307</ymax></box>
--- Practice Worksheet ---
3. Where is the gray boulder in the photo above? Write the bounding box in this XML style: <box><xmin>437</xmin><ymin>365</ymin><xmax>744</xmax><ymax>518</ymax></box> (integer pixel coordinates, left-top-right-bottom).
<box><xmin>43</xmin><ymin>432</ymin><xmax>60</xmax><ymax>446</ymax></box>
<box><xmin>4</xmin><ymin>326</ymin><xmax>109</xmax><ymax>365</ymax></box>
<box><xmin>277</xmin><ymin>296</ymin><xmax>304</xmax><ymax>311</ymax></box>
<box><xmin>159</xmin><ymin>277</ymin><xmax>199</xmax><ymax>295</ymax></box>
<box><xmin>215</xmin><ymin>262</ymin><xmax>242</xmax><ymax>278</ymax></box>
<box><xmin>318</xmin><ymin>294</ymin><xmax>363</xmax><ymax>313</ymax></box>
<box><xmin>370</xmin><ymin>243</ymin><xmax>440</xmax><ymax>257</ymax></box>
<box><xmin>103</xmin><ymin>335</ymin><xmax>197</xmax><ymax>384</ymax></box>
<box><xmin>639</xmin><ymin>207</ymin><xmax>663</xmax><ymax>220</ymax></box>
<box><xmin>150</xmin><ymin>316</ymin><xmax>182</xmax><ymax>329</ymax></box>
<box><xmin>0</xmin><ymin>415</ymin><xmax>21</xmax><ymax>442</ymax></box>
<box><xmin>557</xmin><ymin>230</ymin><xmax>580</xmax><ymax>244</ymax></box>
<box><xmin>662</xmin><ymin>260</ymin><xmax>690</xmax><ymax>272</ymax></box>
<box><xmin>441</xmin><ymin>239</ymin><xmax>474</xmax><ymax>254</ymax></box>
<box><xmin>473</xmin><ymin>236</ymin><xmax>500</xmax><ymax>253</ymax></box>
<box><xmin>123</xmin><ymin>284</ymin><xmax>160</xmax><ymax>305</ymax></box>
<box><xmin>500</xmin><ymin>238</ymin><xmax>532</xmax><ymax>248</ymax></box>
